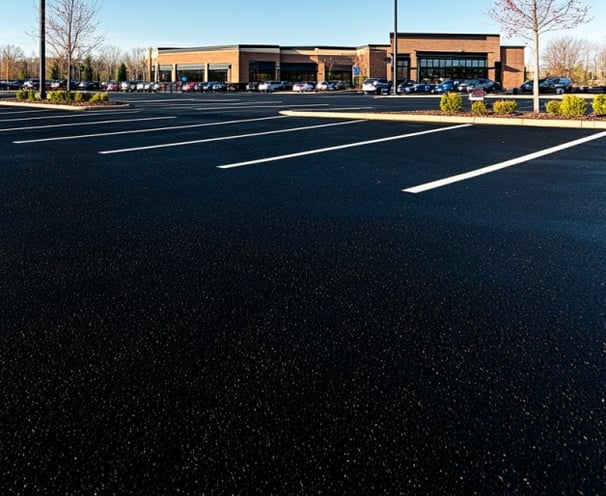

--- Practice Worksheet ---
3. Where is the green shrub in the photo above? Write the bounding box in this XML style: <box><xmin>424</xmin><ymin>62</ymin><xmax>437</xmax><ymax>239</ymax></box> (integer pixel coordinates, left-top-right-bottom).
<box><xmin>73</xmin><ymin>91</ymin><xmax>92</xmax><ymax>103</ymax></box>
<box><xmin>559</xmin><ymin>95</ymin><xmax>588</xmax><ymax>117</ymax></box>
<box><xmin>90</xmin><ymin>92</ymin><xmax>109</xmax><ymax>103</ymax></box>
<box><xmin>471</xmin><ymin>100</ymin><xmax>487</xmax><ymax>115</ymax></box>
<box><xmin>545</xmin><ymin>100</ymin><xmax>561</xmax><ymax>115</ymax></box>
<box><xmin>592</xmin><ymin>94</ymin><xmax>606</xmax><ymax>116</ymax></box>
<box><xmin>16</xmin><ymin>89</ymin><xmax>37</xmax><ymax>101</ymax></box>
<box><xmin>492</xmin><ymin>99</ymin><xmax>518</xmax><ymax>114</ymax></box>
<box><xmin>439</xmin><ymin>92</ymin><xmax>462</xmax><ymax>113</ymax></box>
<box><xmin>47</xmin><ymin>91</ymin><xmax>72</xmax><ymax>103</ymax></box>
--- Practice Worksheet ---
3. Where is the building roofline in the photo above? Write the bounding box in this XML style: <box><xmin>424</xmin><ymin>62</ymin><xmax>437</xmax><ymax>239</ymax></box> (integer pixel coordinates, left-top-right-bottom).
<box><xmin>391</xmin><ymin>32</ymin><xmax>502</xmax><ymax>38</ymax></box>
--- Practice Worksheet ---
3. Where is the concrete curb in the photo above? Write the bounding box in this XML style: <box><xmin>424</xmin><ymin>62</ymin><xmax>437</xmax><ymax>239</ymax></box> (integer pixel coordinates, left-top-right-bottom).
<box><xmin>279</xmin><ymin>110</ymin><xmax>606</xmax><ymax>130</ymax></box>
<box><xmin>0</xmin><ymin>100</ymin><xmax>131</xmax><ymax>111</ymax></box>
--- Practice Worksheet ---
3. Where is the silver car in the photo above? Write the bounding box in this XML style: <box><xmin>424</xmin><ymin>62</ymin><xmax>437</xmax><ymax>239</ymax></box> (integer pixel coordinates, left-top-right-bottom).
<box><xmin>362</xmin><ymin>78</ymin><xmax>390</xmax><ymax>95</ymax></box>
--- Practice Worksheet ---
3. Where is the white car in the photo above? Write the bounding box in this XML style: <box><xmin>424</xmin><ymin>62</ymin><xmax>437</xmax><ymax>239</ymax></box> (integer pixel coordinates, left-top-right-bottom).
<box><xmin>136</xmin><ymin>81</ymin><xmax>158</xmax><ymax>92</ymax></box>
<box><xmin>293</xmin><ymin>81</ymin><xmax>315</xmax><ymax>92</ymax></box>
<box><xmin>258</xmin><ymin>80</ymin><xmax>283</xmax><ymax>92</ymax></box>
<box><xmin>362</xmin><ymin>78</ymin><xmax>391</xmax><ymax>95</ymax></box>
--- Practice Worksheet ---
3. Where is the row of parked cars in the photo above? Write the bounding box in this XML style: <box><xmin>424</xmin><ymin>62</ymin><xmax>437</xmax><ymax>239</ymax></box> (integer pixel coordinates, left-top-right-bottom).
<box><xmin>362</xmin><ymin>76</ymin><xmax>575</xmax><ymax>96</ymax></box>
<box><xmin>244</xmin><ymin>80</ymin><xmax>348</xmax><ymax>92</ymax></box>
<box><xmin>362</xmin><ymin>77</ymin><xmax>504</xmax><ymax>95</ymax></box>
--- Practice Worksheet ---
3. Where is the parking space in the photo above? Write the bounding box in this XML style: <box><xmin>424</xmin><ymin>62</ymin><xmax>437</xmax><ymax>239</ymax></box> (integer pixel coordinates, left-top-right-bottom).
<box><xmin>1</xmin><ymin>92</ymin><xmax>605</xmax><ymax>495</ymax></box>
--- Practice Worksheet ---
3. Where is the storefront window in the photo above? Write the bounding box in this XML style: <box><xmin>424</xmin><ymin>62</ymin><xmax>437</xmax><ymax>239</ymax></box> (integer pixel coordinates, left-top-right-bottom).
<box><xmin>158</xmin><ymin>65</ymin><xmax>172</xmax><ymax>82</ymax></box>
<box><xmin>176</xmin><ymin>64</ymin><xmax>205</xmax><ymax>82</ymax></box>
<box><xmin>417</xmin><ymin>55</ymin><xmax>488</xmax><ymax>82</ymax></box>
<box><xmin>249</xmin><ymin>61</ymin><xmax>275</xmax><ymax>82</ymax></box>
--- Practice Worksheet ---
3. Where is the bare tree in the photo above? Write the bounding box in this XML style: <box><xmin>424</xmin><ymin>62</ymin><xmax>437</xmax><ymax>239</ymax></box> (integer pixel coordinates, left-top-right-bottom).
<box><xmin>95</xmin><ymin>44</ymin><xmax>122</xmax><ymax>82</ymax></box>
<box><xmin>125</xmin><ymin>47</ymin><xmax>147</xmax><ymax>81</ymax></box>
<box><xmin>542</xmin><ymin>36</ymin><xmax>586</xmax><ymax>79</ymax></box>
<box><xmin>1</xmin><ymin>44</ymin><xmax>26</xmax><ymax>80</ymax></box>
<box><xmin>44</xmin><ymin>0</ymin><xmax>105</xmax><ymax>90</ymax></box>
<box><xmin>596</xmin><ymin>45</ymin><xmax>606</xmax><ymax>83</ymax></box>
<box><xmin>487</xmin><ymin>0</ymin><xmax>592</xmax><ymax>112</ymax></box>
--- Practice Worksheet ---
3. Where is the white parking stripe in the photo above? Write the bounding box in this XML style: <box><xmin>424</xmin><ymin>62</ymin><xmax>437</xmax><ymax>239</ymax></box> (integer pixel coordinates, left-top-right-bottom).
<box><xmin>14</xmin><ymin>116</ymin><xmax>288</xmax><ymax>143</ymax></box>
<box><xmin>403</xmin><ymin>130</ymin><xmax>606</xmax><ymax>193</ymax></box>
<box><xmin>217</xmin><ymin>124</ymin><xmax>472</xmax><ymax>169</ymax></box>
<box><xmin>0</xmin><ymin>109</ymin><xmax>139</xmax><ymax>123</ymax></box>
<box><xmin>98</xmin><ymin>120</ymin><xmax>366</xmax><ymax>155</ymax></box>
<box><xmin>0</xmin><ymin>116</ymin><xmax>174</xmax><ymax>132</ymax></box>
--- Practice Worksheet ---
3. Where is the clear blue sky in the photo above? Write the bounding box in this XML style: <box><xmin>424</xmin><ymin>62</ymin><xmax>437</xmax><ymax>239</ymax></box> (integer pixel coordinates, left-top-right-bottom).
<box><xmin>1</xmin><ymin>1</ymin><xmax>604</xmax><ymax>56</ymax></box>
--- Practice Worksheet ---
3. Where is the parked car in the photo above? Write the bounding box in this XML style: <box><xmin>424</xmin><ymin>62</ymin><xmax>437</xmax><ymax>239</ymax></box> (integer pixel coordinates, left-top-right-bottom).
<box><xmin>119</xmin><ymin>80</ymin><xmax>138</xmax><ymax>92</ymax></box>
<box><xmin>181</xmin><ymin>81</ymin><xmax>200</xmax><ymax>92</ymax></box>
<box><xmin>401</xmin><ymin>82</ymin><xmax>435</xmax><ymax>94</ymax></box>
<box><xmin>458</xmin><ymin>78</ymin><xmax>501</xmax><ymax>93</ymax></box>
<box><xmin>292</xmin><ymin>81</ymin><xmax>315</xmax><ymax>92</ymax></box>
<box><xmin>519</xmin><ymin>76</ymin><xmax>573</xmax><ymax>94</ymax></box>
<box><xmin>362</xmin><ymin>78</ymin><xmax>391</xmax><ymax>95</ymax></box>
<box><xmin>105</xmin><ymin>80</ymin><xmax>119</xmax><ymax>91</ymax></box>
<box><xmin>258</xmin><ymin>80</ymin><xmax>284</xmax><ymax>92</ymax></box>
<box><xmin>316</xmin><ymin>81</ymin><xmax>329</xmax><ymax>91</ymax></box>
<box><xmin>22</xmin><ymin>78</ymin><xmax>40</xmax><ymax>90</ymax></box>
<box><xmin>395</xmin><ymin>79</ymin><xmax>414</xmax><ymax>94</ymax></box>
<box><xmin>433</xmin><ymin>79</ymin><xmax>461</xmax><ymax>93</ymax></box>
<box><xmin>246</xmin><ymin>82</ymin><xmax>260</xmax><ymax>92</ymax></box>
<box><xmin>326</xmin><ymin>80</ymin><xmax>346</xmax><ymax>91</ymax></box>
<box><xmin>136</xmin><ymin>81</ymin><xmax>158</xmax><ymax>92</ymax></box>
<box><xmin>0</xmin><ymin>79</ymin><xmax>23</xmax><ymax>90</ymax></box>
<box><xmin>208</xmin><ymin>82</ymin><xmax>227</xmax><ymax>92</ymax></box>
<box><xmin>78</xmin><ymin>81</ymin><xmax>99</xmax><ymax>90</ymax></box>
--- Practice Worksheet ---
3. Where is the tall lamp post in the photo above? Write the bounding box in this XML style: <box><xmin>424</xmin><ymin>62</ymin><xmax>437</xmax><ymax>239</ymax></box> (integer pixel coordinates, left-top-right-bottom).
<box><xmin>392</xmin><ymin>0</ymin><xmax>397</xmax><ymax>95</ymax></box>
<box><xmin>39</xmin><ymin>0</ymin><xmax>46</xmax><ymax>99</ymax></box>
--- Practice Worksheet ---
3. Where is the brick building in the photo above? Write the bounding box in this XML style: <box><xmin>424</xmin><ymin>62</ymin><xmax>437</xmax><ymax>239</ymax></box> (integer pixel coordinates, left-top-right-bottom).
<box><xmin>389</xmin><ymin>33</ymin><xmax>525</xmax><ymax>90</ymax></box>
<box><xmin>148</xmin><ymin>33</ymin><xmax>524</xmax><ymax>90</ymax></box>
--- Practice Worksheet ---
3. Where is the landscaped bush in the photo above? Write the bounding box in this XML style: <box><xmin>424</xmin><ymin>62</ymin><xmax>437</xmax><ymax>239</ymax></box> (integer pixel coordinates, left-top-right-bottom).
<box><xmin>73</xmin><ymin>91</ymin><xmax>92</xmax><ymax>103</ymax></box>
<box><xmin>559</xmin><ymin>95</ymin><xmax>588</xmax><ymax>117</ymax></box>
<box><xmin>471</xmin><ymin>100</ymin><xmax>487</xmax><ymax>115</ymax></box>
<box><xmin>545</xmin><ymin>100</ymin><xmax>561</xmax><ymax>115</ymax></box>
<box><xmin>492</xmin><ymin>99</ymin><xmax>517</xmax><ymax>114</ymax></box>
<box><xmin>439</xmin><ymin>92</ymin><xmax>462</xmax><ymax>113</ymax></box>
<box><xmin>47</xmin><ymin>91</ymin><xmax>72</xmax><ymax>103</ymax></box>
<box><xmin>592</xmin><ymin>94</ymin><xmax>606</xmax><ymax>116</ymax></box>
<box><xmin>16</xmin><ymin>89</ymin><xmax>37</xmax><ymax>101</ymax></box>
<box><xmin>90</xmin><ymin>92</ymin><xmax>109</xmax><ymax>103</ymax></box>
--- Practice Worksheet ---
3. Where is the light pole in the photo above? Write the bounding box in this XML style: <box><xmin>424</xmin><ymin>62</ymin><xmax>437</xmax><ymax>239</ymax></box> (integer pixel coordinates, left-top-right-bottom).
<box><xmin>392</xmin><ymin>0</ymin><xmax>397</xmax><ymax>95</ymax></box>
<box><xmin>39</xmin><ymin>0</ymin><xmax>46</xmax><ymax>99</ymax></box>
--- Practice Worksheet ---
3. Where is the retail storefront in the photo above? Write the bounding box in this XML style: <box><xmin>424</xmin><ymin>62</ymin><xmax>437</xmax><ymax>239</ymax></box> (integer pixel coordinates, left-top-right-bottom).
<box><xmin>147</xmin><ymin>34</ymin><xmax>524</xmax><ymax>90</ymax></box>
<box><xmin>389</xmin><ymin>33</ymin><xmax>524</xmax><ymax>89</ymax></box>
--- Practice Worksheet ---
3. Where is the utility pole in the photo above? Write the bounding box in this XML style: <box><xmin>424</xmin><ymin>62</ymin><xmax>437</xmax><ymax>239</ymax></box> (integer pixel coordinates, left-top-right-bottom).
<box><xmin>39</xmin><ymin>0</ymin><xmax>46</xmax><ymax>99</ymax></box>
<box><xmin>392</xmin><ymin>0</ymin><xmax>397</xmax><ymax>95</ymax></box>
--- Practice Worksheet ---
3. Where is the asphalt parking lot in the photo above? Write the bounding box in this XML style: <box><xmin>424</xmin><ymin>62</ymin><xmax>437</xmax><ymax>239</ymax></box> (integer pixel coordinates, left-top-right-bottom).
<box><xmin>1</xmin><ymin>91</ymin><xmax>605</xmax><ymax>494</ymax></box>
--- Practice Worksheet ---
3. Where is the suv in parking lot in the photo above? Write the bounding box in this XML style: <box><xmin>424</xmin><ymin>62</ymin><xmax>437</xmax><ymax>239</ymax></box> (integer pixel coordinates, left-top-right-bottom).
<box><xmin>519</xmin><ymin>76</ymin><xmax>573</xmax><ymax>94</ymax></box>
<box><xmin>457</xmin><ymin>78</ymin><xmax>501</xmax><ymax>93</ymax></box>
<box><xmin>362</xmin><ymin>78</ymin><xmax>391</xmax><ymax>95</ymax></box>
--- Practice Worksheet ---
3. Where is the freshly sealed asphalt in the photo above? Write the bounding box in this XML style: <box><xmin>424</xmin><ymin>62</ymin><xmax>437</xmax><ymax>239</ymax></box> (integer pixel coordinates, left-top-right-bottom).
<box><xmin>1</xmin><ymin>91</ymin><xmax>605</xmax><ymax>494</ymax></box>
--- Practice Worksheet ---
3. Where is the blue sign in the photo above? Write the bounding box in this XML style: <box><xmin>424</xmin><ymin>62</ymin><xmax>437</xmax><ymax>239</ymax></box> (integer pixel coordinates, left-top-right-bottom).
<box><xmin>353</xmin><ymin>66</ymin><xmax>360</xmax><ymax>75</ymax></box>
<box><xmin>181</xmin><ymin>76</ymin><xmax>187</xmax><ymax>82</ymax></box>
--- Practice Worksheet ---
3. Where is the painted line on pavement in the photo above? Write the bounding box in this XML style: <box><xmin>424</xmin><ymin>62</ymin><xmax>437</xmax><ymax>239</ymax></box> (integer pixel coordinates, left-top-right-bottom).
<box><xmin>403</xmin><ymin>130</ymin><xmax>606</xmax><ymax>193</ymax></box>
<box><xmin>195</xmin><ymin>103</ymin><xmax>331</xmax><ymax>111</ymax></box>
<box><xmin>0</xmin><ymin>109</ymin><xmax>139</xmax><ymax>124</ymax></box>
<box><xmin>98</xmin><ymin>120</ymin><xmax>365</xmax><ymax>155</ymax></box>
<box><xmin>217</xmin><ymin>124</ymin><xmax>472</xmax><ymax>169</ymax></box>
<box><xmin>1</xmin><ymin>115</ymin><xmax>174</xmax><ymax>132</ymax></box>
<box><xmin>14</xmin><ymin>115</ymin><xmax>288</xmax><ymax>143</ymax></box>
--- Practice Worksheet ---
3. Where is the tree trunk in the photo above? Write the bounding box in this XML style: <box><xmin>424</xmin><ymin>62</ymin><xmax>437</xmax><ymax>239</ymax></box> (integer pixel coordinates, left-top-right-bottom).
<box><xmin>532</xmin><ymin>28</ymin><xmax>541</xmax><ymax>113</ymax></box>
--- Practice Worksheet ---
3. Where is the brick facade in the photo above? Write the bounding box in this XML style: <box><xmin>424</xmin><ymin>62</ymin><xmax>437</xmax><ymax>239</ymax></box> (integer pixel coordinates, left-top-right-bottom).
<box><xmin>149</xmin><ymin>33</ymin><xmax>524</xmax><ymax>89</ymax></box>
